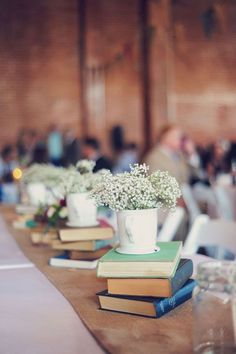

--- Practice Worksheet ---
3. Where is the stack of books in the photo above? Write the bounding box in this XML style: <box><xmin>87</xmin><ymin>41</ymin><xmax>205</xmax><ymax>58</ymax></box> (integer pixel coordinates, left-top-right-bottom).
<box><xmin>31</xmin><ymin>231</ymin><xmax>58</xmax><ymax>245</ymax></box>
<box><xmin>97</xmin><ymin>242</ymin><xmax>196</xmax><ymax>318</ymax></box>
<box><xmin>49</xmin><ymin>220</ymin><xmax>114</xmax><ymax>269</ymax></box>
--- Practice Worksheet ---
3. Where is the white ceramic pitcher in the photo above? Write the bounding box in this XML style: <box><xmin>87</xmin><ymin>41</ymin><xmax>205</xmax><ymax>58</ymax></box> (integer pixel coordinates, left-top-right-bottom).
<box><xmin>116</xmin><ymin>208</ymin><xmax>159</xmax><ymax>254</ymax></box>
<box><xmin>26</xmin><ymin>182</ymin><xmax>47</xmax><ymax>206</ymax></box>
<box><xmin>66</xmin><ymin>192</ymin><xmax>97</xmax><ymax>227</ymax></box>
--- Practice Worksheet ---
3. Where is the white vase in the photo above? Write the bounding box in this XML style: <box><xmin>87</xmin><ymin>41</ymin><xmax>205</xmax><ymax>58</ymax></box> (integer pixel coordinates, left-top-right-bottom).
<box><xmin>116</xmin><ymin>208</ymin><xmax>159</xmax><ymax>254</ymax></box>
<box><xmin>66</xmin><ymin>192</ymin><xmax>97</xmax><ymax>227</ymax></box>
<box><xmin>26</xmin><ymin>182</ymin><xmax>47</xmax><ymax>207</ymax></box>
<box><xmin>47</xmin><ymin>186</ymin><xmax>63</xmax><ymax>205</ymax></box>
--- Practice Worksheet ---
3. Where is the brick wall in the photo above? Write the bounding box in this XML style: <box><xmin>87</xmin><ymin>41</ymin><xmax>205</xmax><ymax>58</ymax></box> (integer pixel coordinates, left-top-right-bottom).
<box><xmin>170</xmin><ymin>0</ymin><xmax>236</xmax><ymax>143</ymax></box>
<box><xmin>0</xmin><ymin>0</ymin><xmax>235</xmax><ymax>151</ymax></box>
<box><xmin>0</xmin><ymin>0</ymin><xmax>80</xmax><ymax>147</ymax></box>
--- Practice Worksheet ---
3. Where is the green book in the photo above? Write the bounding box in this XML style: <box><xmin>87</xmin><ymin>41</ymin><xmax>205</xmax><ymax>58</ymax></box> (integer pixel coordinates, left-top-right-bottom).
<box><xmin>97</xmin><ymin>241</ymin><xmax>182</xmax><ymax>278</ymax></box>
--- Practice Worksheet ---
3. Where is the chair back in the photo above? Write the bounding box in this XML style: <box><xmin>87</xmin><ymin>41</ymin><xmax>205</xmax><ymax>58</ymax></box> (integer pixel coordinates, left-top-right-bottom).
<box><xmin>181</xmin><ymin>184</ymin><xmax>201</xmax><ymax>224</ymax></box>
<box><xmin>158</xmin><ymin>207</ymin><xmax>185</xmax><ymax>242</ymax></box>
<box><xmin>214</xmin><ymin>186</ymin><xmax>236</xmax><ymax>220</ymax></box>
<box><xmin>183</xmin><ymin>215</ymin><xmax>236</xmax><ymax>256</ymax></box>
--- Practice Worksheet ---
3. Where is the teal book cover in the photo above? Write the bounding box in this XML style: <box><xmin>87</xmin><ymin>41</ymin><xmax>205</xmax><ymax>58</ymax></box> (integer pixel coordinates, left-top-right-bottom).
<box><xmin>99</xmin><ymin>242</ymin><xmax>182</xmax><ymax>263</ymax></box>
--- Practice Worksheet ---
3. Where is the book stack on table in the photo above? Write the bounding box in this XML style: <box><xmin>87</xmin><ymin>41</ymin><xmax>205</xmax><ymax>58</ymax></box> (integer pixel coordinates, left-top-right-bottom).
<box><xmin>97</xmin><ymin>242</ymin><xmax>196</xmax><ymax>318</ymax></box>
<box><xmin>49</xmin><ymin>220</ymin><xmax>114</xmax><ymax>269</ymax></box>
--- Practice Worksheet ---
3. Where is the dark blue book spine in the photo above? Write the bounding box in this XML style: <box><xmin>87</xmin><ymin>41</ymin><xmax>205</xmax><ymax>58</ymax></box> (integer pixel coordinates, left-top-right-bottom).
<box><xmin>154</xmin><ymin>279</ymin><xmax>196</xmax><ymax>318</ymax></box>
<box><xmin>171</xmin><ymin>260</ymin><xmax>193</xmax><ymax>295</ymax></box>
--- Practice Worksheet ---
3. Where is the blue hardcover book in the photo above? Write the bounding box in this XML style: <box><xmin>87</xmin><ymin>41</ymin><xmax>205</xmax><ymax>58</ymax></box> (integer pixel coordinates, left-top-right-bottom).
<box><xmin>49</xmin><ymin>252</ymin><xmax>98</xmax><ymax>269</ymax></box>
<box><xmin>97</xmin><ymin>279</ymin><xmax>196</xmax><ymax>318</ymax></box>
<box><xmin>52</xmin><ymin>238</ymin><xmax>112</xmax><ymax>251</ymax></box>
<box><xmin>171</xmin><ymin>258</ymin><xmax>193</xmax><ymax>295</ymax></box>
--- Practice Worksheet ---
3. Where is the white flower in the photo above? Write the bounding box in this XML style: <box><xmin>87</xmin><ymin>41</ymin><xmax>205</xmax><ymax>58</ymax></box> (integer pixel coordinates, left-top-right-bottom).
<box><xmin>148</xmin><ymin>171</ymin><xmax>181</xmax><ymax>210</ymax></box>
<box><xmin>91</xmin><ymin>164</ymin><xmax>181</xmax><ymax>211</ymax></box>
<box><xmin>59</xmin><ymin>207</ymin><xmax>68</xmax><ymax>218</ymax></box>
<box><xmin>47</xmin><ymin>206</ymin><xmax>55</xmax><ymax>218</ymax></box>
<box><xmin>58</xmin><ymin>160</ymin><xmax>108</xmax><ymax>196</ymax></box>
<box><xmin>22</xmin><ymin>164</ymin><xmax>65</xmax><ymax>188</ymax></box>
<box><xmin>76</xmin><ymin>160</ymin><xmax>95</xmax><ymax>174</ymax></box>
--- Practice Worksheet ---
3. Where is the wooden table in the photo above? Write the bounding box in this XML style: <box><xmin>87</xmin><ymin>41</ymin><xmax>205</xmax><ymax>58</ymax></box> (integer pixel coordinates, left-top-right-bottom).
<box><xmin>0</xmin><ymin>206</ymin><xmax>211</xmax><ymax>354</ymax></box>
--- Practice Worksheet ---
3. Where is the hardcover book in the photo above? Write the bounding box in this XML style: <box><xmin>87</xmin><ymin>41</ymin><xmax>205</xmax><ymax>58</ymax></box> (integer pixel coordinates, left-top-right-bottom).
<box><xmin>59</xmin><ymin>219</ymin><xmax>114</xmax><ymax>242</ymax></box>
<box><xmin>31</xmin><ymin>231</ymin><xmax>58</xmax><ymax>245</ymax></box>
<box><xmin>97</xmin><ymin>242</ymin><xmax>182</xmax><ymax>278</ymax></box>
<box><xmin>49</xmin><ymin>252</ymin><xmax>98</xmax><ymax>269</ymax></box>
<box><xmin>97</xmin><ymin>279</ymin><xmax>196</xmax><ymax>318</ymax></box>
<box><xmin>69</xmin><ymin>247</ymin><xmax>112</xmax><ymax>260</ymax></box>
<box><xmin>107</xmin><ymin>258</ymin><xmax>193</xmax><ymax>298</ymax></box>
<box><xmin>51</xmin><ymin>238</ymin><xmax>112</xmax><ymax>251</ymax></box>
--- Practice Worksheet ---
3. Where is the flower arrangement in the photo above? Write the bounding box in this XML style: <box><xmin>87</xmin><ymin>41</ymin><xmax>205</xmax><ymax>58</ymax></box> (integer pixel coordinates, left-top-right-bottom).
<box><xmin>60</xmin><ymin>159</ymin><xmax>106</xmax><ymax>195</ymax></box>
<box><xmin>34</xmin><ymin>199</ymin><xmax>67</xmax><ymax>227</ymax></box>
<box><xmin>91</xmin><ymin>164</ymin><xmax>181</xmax><ymax>211</ymax></box>
<box><xmin>22</xmin><ymin>163</ymin><xmax>65</xmax><ymax>188</ymax></box>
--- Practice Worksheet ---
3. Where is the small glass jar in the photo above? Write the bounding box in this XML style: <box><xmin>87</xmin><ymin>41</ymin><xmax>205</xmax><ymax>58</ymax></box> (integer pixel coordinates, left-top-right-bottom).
<box><xmin>193</xmin><ymin>261</ymin><xmax>236</xmax><ymax>354</ymax></box>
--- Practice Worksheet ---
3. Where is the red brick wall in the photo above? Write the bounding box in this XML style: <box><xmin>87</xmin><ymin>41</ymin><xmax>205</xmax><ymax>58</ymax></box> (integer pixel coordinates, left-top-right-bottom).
<box><xmin>170</xmin><ymin>0</ymin><xmax>236</xmax><ymax>143</ymax></box>
<box><xmin>84</xmin><ymin>0</ymin><xmax>144</xmax><ymax>152</ymax></box>
<box><xmin>0</xmin><ymin>0</ymin><xmax>80</xmax><ymax>147</ymax></box>
<box><xmin>149</xmin><ymin>0</ymin><xmax>236</xmax><ymax>144</ymax></box>
<box><xmin>0</xmin><ymin>0</ymin><xmax>235</xmax><ymax>150</ymax></box>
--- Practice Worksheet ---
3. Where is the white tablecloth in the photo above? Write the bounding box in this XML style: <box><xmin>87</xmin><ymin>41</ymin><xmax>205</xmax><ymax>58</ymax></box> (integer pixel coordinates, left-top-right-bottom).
<box><xmin>0</xmin><ymin>216</ymin><xmax>104</xmax><ymax>354</ymax></box>
<box><xmin>0</xmin><ymin>216</ymin><xmax>31</xmax><ymax>267</ymax></box>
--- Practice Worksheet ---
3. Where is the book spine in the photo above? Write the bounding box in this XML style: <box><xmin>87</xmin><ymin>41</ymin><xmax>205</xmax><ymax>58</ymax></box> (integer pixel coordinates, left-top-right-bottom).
<box><xmin>95</xmin><ymin>239</ymin><xmax>112</xmax><ymax>251</ymax></box>
<box><xmin>99</xmin><ymin>219</ymin><xmax>113</xmax><ymax>229</ymax></box>
<box><xmin>171</xmin><ymin>260</ymin><xmax>193</xmax><ymax>295</ymax></box>
<box><xmin>154</xmin><ymin>280</ymin><xmax>196</xmax><ymax>318</ymax></box>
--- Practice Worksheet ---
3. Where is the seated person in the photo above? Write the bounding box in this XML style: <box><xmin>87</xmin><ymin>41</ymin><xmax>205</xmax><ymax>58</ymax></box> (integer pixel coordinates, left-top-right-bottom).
<box><xmin>206</xmin><ymin>141</ymin><xmax>231</xmax><ymax>182</ymax></box>
<box><xmin>0</xmin><ymin>145</ymin><xmax>18</xmax><ymax>183</ymax></box>
<box><xmin>81</xmin><ymin>137</ymin><xmax>112</xmax><ymax>172</ymax></box>
<box><xmin>112</xmin><ymin>143</ymin><xmax>139</xmax><ymax>173</ymax></box>
<box><xmin>144</xmin><ymin>124</ymin><xmax>190</xmax><ymax>185</ymax></box>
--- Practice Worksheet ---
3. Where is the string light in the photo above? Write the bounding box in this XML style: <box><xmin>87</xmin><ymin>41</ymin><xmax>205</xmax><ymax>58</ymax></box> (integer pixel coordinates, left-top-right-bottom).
<box><xmin>12</xmin><ymin>168</ymin><xmax>23</xmax><ymax>180</ymax></box>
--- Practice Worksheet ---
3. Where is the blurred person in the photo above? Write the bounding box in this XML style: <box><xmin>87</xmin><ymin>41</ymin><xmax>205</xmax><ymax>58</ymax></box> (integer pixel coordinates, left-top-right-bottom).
<box><xmin>31</xmin><ymin>142</ymin><xmax>48</xmax><ymax>164</ymax></box>
<box><xmin>228</xmin><ymin>140</ymin><xmax>236</xmax><ymax>163</ymax></box>
<box><xmin>207</xmin><ymin>140</ymin><xmax>231</xmax><ymax>181</ymax></box>
<box><xmin>112</xmin><ymin>143</ymin><xmax>139</xmax><ymax>173</ymax></box>
<box><xmin>0</xmin><ymin>145</ymin><xmax>18</xmax><ymax>182</ymax></box>
<box><xmin>17</xmin><ymin>129</ymin><xmax>39</xmax><ymax>166</ymax></box>
<box><xmin>0</xmin><ymin>145</ymin><xmax>19</xmax><ymax>204</ymax></box>
<box><xmin>181</xmin><ymin>136</ymin><xmax>200</xmax><ymax>170</ymax></box>
<box><xmin>47</xmin><ymin>124</ymin><xmax>63</xmax><ymax>166</ymax></box>
<box><xmin>17</xmin><ymin>129</ymin><xmax>32</xmax><ymax>165</ymax></box>
<box><xmin>17</xmin><ymin>129</ymin><xmax>28</xmax><ymax>160</ymax></box>
<box><xmin>20</xmin><ymin>130</ymin><xmax>47</xmax><ymax>165</ymax></box>
<box><xmin>195</xmin><ymin>143</ymin><xmax>212</xmax><ymax>176</ymax></box>
<box><xmin>226</xmin><ymin>140</ymin><xmax>236</xmax><ymax>185</ymax></box>
<box><xmin>144</xmin><ymin>124</ymin><xmax>190</xmax><ymax>185</ymax></box>
<box><xmin>110</xmin><ymin>125</ymin><xmax>124</xmax><ymax>156</ymax></box>
<box><xmin>63</xmin><ymin>128</ymin><xmax>81</xmax><ymax>166</ymax></box>
<box><xmin>81</xmin><ymin>137</ymin><xmax>112</xmax><ymax>172</ymax></box>
<box><xmin>182</xmin><ymin>136</ymin><xmax>218</xmax><ymax>216</ymax></box>
<box><xmin>181</xmin><ymin>135</ymin><xmax>209</xmax><ymax>185</ymax></box>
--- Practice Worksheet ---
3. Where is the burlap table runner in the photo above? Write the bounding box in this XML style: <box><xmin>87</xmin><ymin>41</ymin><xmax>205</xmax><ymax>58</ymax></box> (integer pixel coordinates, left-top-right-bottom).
<box><xmin>1</xmin><ymin>206</ymin><xmax>194</xmax><ymax>354</ymax></box>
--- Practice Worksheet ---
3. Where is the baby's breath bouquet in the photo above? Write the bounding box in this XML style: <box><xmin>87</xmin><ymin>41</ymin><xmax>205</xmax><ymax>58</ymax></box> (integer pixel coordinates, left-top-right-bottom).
<box><xmin>59</xmin><ymin>160</ymin><xmax>106</xmax><ymax>195</ymax></box>
<box><xmin>91</xmin><ymin>164</ymin><xmax>181</xmax><ymax>211</ymax></box>
<box><xmin>22</xmin><ymin>163</ymin><xmax>65</xmax><ymax>188</ymax></box>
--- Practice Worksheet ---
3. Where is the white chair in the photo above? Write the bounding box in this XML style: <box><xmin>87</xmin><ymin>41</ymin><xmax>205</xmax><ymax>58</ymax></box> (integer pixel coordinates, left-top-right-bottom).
<box><xmin>158</xmin><ymin>207</ymin><xmax>185</xmax><ymax>242</ymax></box>
<box><xmin>183</xmin><ymin>215</ymin><xmax>236</xmax><ymax>258</ymax></box>
<box><xmin>181</xmin><ymin>184</ymin><xmax>201</xmax><ymax>224</ymax></box>
<box><xmin>214</xmin><ymin>186</ymin><xmax>236</xmax><ymax>221</ymax></box>
<box><xmin>157</xmin><ymin>209</ymin><xmax>169</xmax><ymax>227</ymax></box>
